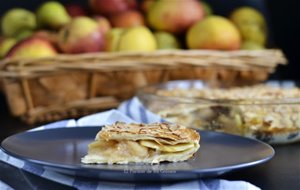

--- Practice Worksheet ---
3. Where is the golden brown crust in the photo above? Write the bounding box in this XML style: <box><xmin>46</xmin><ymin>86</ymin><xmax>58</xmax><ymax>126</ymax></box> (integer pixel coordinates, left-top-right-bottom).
<box><xmin>97</xmin><ymin>122</ymin><xmax>200</xmax><ymax>145</ymax></box>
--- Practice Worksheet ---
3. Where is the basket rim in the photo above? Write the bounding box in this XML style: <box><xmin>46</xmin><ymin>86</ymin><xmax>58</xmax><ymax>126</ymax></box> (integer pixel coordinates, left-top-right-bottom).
<box><xmin>0</xmin><ymin>48</ymin><xmax>287</xmax><ymax>63</ymax></box>
<box><xmin>0</xmin><ymin>49</ymin><xmax>287</xmax><ymax>78</ymax></box>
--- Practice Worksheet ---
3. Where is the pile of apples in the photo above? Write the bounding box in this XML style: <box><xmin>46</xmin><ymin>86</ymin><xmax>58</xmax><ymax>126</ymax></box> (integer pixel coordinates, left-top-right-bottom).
<box><xmin>0</xmin><ymin>0</ymin><xmax>268</xmax><ymax>59</ymax></box>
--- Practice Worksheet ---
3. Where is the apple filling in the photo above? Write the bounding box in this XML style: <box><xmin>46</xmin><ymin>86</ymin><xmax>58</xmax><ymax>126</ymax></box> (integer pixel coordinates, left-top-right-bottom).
<box><xmin>83</xmin><ymin>139</ymin><xmax>197</xmax><ymax>164</ymax></box>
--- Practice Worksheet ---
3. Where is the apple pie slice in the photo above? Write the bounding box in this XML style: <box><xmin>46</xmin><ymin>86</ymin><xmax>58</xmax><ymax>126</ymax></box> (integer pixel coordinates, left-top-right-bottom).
<box><xmin>81</xmin><ymin>122</ymin><xmax>200</xmax><ymax>164</ymax></box>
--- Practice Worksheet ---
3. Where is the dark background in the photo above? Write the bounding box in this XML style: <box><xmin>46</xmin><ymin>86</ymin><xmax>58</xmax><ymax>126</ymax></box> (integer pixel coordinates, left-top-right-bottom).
<box><xmin>0</xmin><ymin>0</ymin><xmax>299</xmax><ymax>138</ymax></box>
<box><xmin>0</xmin><ymin>0</ymin><xmax>299</xmax><ymax>79</ymax></box>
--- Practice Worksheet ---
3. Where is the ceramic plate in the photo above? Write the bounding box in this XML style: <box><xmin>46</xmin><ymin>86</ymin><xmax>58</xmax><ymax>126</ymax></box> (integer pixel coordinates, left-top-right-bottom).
<box><xmin>1</xmin><ymin>127</ymin><xmax>274</xmax><ymax>182</ymax></box>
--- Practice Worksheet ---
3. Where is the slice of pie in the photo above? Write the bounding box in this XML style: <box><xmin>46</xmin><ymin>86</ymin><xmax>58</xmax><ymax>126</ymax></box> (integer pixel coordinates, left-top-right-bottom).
<box><xmin>81</xmin><ymin>122</ymin><xmax>200</xmax><ymax>164</ymax></box>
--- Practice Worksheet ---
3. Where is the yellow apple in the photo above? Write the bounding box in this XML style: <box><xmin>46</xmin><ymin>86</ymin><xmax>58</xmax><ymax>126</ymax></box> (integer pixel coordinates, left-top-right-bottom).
<box><xmin>117</xmin><ymin>26</ymin><xmax>157</xmax><ymax>52</ymax></box>
<box><xmin>186</xmin><ymin>16</ymin><xmax>241</xmax><ymax>50</ymax></box>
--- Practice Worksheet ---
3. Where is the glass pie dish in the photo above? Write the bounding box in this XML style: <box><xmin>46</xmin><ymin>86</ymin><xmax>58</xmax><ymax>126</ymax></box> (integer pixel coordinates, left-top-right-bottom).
<box><xmin>136</xmin><ymin>80</ymin><xmax>300</xmax><ymax>144</ymax></box>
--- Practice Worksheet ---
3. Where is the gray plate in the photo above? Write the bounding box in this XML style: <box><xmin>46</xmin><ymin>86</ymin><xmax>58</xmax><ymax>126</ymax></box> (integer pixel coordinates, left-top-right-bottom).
<box><xmin>1</xmin><ymin>127</ymin><xmax>274</xmax><ymax>182</ymax></box>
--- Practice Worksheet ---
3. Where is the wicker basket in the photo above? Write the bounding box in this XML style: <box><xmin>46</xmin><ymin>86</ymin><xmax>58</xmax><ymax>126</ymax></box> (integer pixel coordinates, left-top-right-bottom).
<box><xmin>0</xmin><ymin>49</ymin><xmax>287</xmax><ymax>124</ymax></box>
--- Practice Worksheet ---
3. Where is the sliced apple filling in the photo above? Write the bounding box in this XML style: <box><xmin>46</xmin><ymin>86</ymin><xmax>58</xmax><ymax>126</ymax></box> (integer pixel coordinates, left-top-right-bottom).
<box><xmin>81</xmin><ymin>122</ymin><xmax>200</xmax><ymax>164</ymax></box>
<box><xmin>86</xmin><ymin>140</ymin><xmax>148</xmax><ymax>162</ymax></box>
<box><xmin>139</xmin><ymin>140</ymin><xmax>195</xmax><ymax>153</ymax></box>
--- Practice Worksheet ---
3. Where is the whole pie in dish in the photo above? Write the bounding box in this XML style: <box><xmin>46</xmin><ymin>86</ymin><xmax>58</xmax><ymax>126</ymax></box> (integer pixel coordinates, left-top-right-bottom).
<box><xmin>146</xmin><ymin>84</ymin><xmax>300</xmax><ymax>144</ymax></box>
<box><xmin>81</xmin><ymin>122</ymin><xmax>200</xmax><ymax>164</ymax></box>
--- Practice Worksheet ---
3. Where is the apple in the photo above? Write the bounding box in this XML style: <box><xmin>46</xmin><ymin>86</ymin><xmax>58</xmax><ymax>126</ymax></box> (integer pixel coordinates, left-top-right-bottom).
<box><xmin>36</xmin><ymin>1</ymin><xmax>71</xmax><ymax>30</ymax></box>
<box><xmin>147</xmin><ymin>0</ymin><xmax>205</xmax><ymax>34</ymax></box>
<box><xmin>230</xmin><ymin>7</ymin><xmax>267</xmax><ymax>45</ymax></box>
<box><xmin>109</xmin><ymin>10</ymin><xmax>144</xmax><ymax>28</ymax></box>
<box><xmin>1</xmin><ymin>8</ymin><xmax>36</xmax><ymax>38</ymax></box>
<box><xmin>105</xmin><ymin>26</ymin><xmax>156</xmax><ymax>52</ymax></box>
<box><xmin>6</xmin><ymin>37</ymin><xmax>57</xmax><ymax>59</ymax></box>
<box><xmin>0</xmin><ymin>38</ymin><xmax>17</xmax><ymax>58</ymax></box>
<box><xmin>15</xmin><ymin>30</ymin><xmax>34</xmax><ymax>41</ymax></box>
<box><xmin>65</xmin><ymin>3</ymin><xmax>88</xmax><ymax>17</ymax></box>
<box><xmin>58</xmin><ymin>16</ymin><xmax>106</xmax><ymax>54</ymax></box>
<box><xmin>89</xmin><ymin>0</ymin><xmax>137</xmax><ymax>16</ymax></box>
<box><xmin>140</xmin><ymin>0</ymin><xmax>155</xmax><ymax>13</ymax></box>
<box><xmin>104</xmin><ymin>28</ymin><xmax>124</xmax><ymax>52</ymax></box>
<box><xmin>186</xmin><ymin>16</ymin><xmax>241</xmax><ymax>50</ymax></box>
<box><xmin>117</xmin><ymin>26</ymin><xmax>157</xmax><ymax>52</ymax></box>
<box><xmin>201</xmin><ymin>1</ymin><xmax>214</xmax><ymax>16</ymax></box>
<box><xmin>31</xmin><ymin>30</ymin><xmax>59</xmax><ymax>47</ymax></box>
<box><xmin>94</xmin><ymin>16</ymin><xmax>112</xmax><ymax>35</ymax></box>
<box><xmin>154</xmin><ymin>31</ymin><xmax>181</xmax><ymax>50</ymax></box>
<box><xmin>241</xmin><ymin>41</ymin><xmax>265</xmax><ymax>50</ymax></box>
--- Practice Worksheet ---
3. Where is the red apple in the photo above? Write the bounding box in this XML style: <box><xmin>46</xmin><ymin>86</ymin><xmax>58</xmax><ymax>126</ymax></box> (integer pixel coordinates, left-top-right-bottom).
<box><xmin>6</xmin><ymin>37</ymin><xmax>57</xmax><ymax>59</ymax></box>
<box><xmin>94</xmin><ymin>16</ymin><xmax>111</xmax><ymax>34</ymax></box>
<box><xmin>109</xmin><ymin>10</ymin><xmax>144</xmax><ymax>28</ymax></box>
<box><xmin>58</xmin><ymin>16</ymin><xmax>106</xmax><ymax>54</ymax></box>
<box><xmin>65</xmin><ymin>3</ymin><xmax>88</xmax><ymax>17</ymax></box>
<box><xmin>89</xmin><ymin>0</ymin><xmax>137</xmax><ymax>16</ymax></box>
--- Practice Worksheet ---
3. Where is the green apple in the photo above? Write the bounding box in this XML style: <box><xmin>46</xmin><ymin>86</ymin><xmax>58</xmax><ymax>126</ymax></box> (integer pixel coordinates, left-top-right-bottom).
<box><xmin>241</xmin><ymin>41</ymin><xmax>265</xmax><ymax>50</ymax></box>
<box><xmin>15</xmin><ymin>30</ymin><xmax>34</xmax><ymax>41</ymax></box>
<box><xmin>154</xmin><ymin>31</ymin><xmax>181</xmax><ymax>50</ymax></box>
<box><xmin>0</xmin><ymin>38</ymin><xmax>17</xmax><ymax>58</ymax></box>
<box><xmin>230</xmin><ymin>7</ymin><xmax>267</xmax><ymax>45</ymax></box>
<box><xmin>201</xmin><ymin>1</ymin><xmax>213</xmax><ymax>16</ymax></box>
<box><xmin>1</xmin><ymin>8</ymin><xmax>36</xmax><ymax>38</ymax></box>
<box><xmin>36</xmin><ymin>1</ymin><xmax>71</xmax><ymax>30</ymax></box>
<box><xmin>105</xmin><ymin>28</ymin><xmax>124</xmax><ymax>52</ymax></box>
<box><xmin>238</xmin><ymin>24</ymin><xmax>267</xmax><ymax>46</ymax></box>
